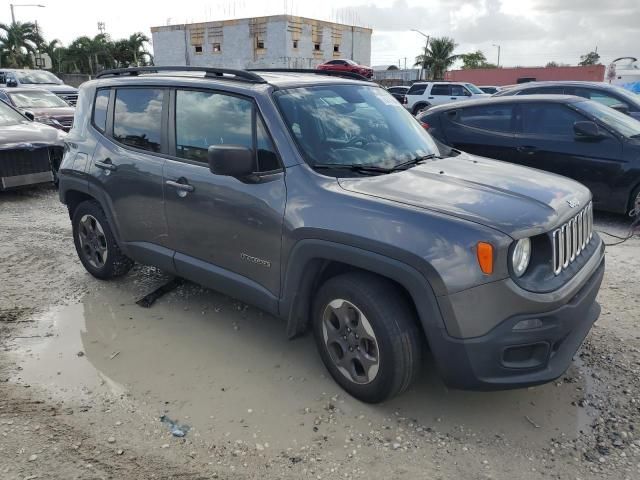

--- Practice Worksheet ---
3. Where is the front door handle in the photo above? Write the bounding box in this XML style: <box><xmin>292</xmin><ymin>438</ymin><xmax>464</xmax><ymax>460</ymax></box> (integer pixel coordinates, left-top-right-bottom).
<box><xmin>95</xmin><ymin>158</ymin><xmax>117</xmax><ymax>171</ymax></box>
<box><xmin>165</xmin><ymin>179</ymin><xmax>195</xmax><ymax>193</ymax></box>
<box><xmin>517</xmin><ymin>146</ymin><xmax>537</xmax><ymax>155</ymax></box>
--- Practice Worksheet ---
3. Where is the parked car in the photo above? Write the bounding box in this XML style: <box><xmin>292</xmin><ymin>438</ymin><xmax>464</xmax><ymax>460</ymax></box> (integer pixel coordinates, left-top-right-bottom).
<box><xmin>0</xmin><ymin>88</ymin><xmax>74</xmax><ymax>131</ymax></box>
<box><xmin>58</xmin><ymin>67</ymin><xmax>604</xmax><ymax>403</ymax></box>
<box><xmin>317</xmin><ymin>59</ymin><xmax>373</xmax><ymax>78</ymax></box>
<box><xmin>0</xmin><ymin>69</ymin><xmax>79</xmax><ymax>106</ymax></box>
<box><xmin>386</xmin><ymin>85</ymin><xmax>410</xmax><ymax>103</ymax></box>
<box><xmin>418</xmin><ymin>95</ymin><xmax>640</xmax><ymax>214</ymax></box>
<box><xmin>494</xmin><ymin>81</ymin><xmax>640</xmax><ymax>119</ymax></box>
<box><xmin>0</xmin><ymin>98</ymin><xmax>65</xmax><ymax>190</ymax></box>
<box><xmin>405</xmin><ymin>81</ymin><xmax>490</xmax><ymax>115</ymax></box>
<box><xmin>479</xmin><ymin>85</ymin><xmax>503</xmax><ymax>94</ymax></box>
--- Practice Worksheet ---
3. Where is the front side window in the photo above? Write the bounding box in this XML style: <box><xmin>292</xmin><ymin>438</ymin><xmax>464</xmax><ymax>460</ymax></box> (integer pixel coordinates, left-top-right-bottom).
<box><xmin>113</xmin><ymin>88</ymin><xmax>164</xmax><ymax>152</ymax></box>
<box><xmin>455</xmin><ymin>104</ymin><xmax>514</xmax><ymax>133</ymax></box>
<box><xmin>573</xmin><ymin>88</ymin><xmax>629</xmax><ymax>108</ymax></box>
<box><xmin>275</xmin><ymin>85</ymin><xmax>438</xmax><ymax>169</ymax></box>
<box><xmin>9</xmin><ymin>90</ymin><xmax>68</xmax><ymax>108</ymax></box>
<box><xmin>175</xmin><ymin>89</ymin><xmax>279</xmax><ymax>171</ymax></box>
<box><xmin>450</xmin><ymin>85</ymin><xmax>468</xmax><ymax>96</ymax></box>
<box><xmin>520</xmin><ymin>103</ymin><xmax>584</xmax><ymax>137</ymax></box>
<box><xmin>92</xmin><ymin>89</ymin><xmax>110</xmax><ymax>133</ymax></box>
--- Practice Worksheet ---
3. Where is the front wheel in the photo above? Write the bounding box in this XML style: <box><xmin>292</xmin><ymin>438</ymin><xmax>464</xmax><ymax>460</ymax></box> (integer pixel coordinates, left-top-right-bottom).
<box><xmin>72</xmin><ymin>200</ymin><xmax>134</xmax><ymax>279</ymax></box>
<box><xmin>312</xmin><ymin>272</ymin><xmax>423</xmax><ymax>403</ymax></box>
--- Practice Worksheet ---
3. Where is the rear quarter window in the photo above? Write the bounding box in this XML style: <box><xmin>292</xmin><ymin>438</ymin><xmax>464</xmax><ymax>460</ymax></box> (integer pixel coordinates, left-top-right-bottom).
<box><xmin>92</xmin><ymin>89</ymin><xmax>110</xmax><ymax>133</ymax></box>
<box><xmin>407</xmin><ymin>84</ymin><xmax>427</xmax><ymax>95</ymax></box>
<box><xmin>430</xmin><ymin>84</ymin><xmax>451</xmax><ymax>96</ymax></box>
<box><xmin>453</xmin><ymin>104</ymin><xmax>515</xmax><ymax>133</ymax></box>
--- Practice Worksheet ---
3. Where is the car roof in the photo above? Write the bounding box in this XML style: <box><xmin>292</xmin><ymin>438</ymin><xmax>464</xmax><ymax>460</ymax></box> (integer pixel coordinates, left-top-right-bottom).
<box><xmin>423</xmin><ymin>94</ymin><xmax>585</xmax><ymax>113</ymax></box>
<box><xmin>411</xmin><ymin>81</ymin><xmax>470</xmax><ymax>85</ymax></box>
<box><xmin>508</xmin><ymin>80</ymin><xmax>614</xmax><ymax>90</ymax></box>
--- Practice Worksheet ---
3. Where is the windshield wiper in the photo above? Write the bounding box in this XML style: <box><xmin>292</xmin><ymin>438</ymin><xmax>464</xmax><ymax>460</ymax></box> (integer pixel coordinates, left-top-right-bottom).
<box><xmin>389</xmin><ymin>154</ymin><xmax>438</xmax><ymax>171</ymax></box>
<box><xmin>313</xmin><ymin>163</ymin><xmax>393</xmax><ymax>174</ymax></box>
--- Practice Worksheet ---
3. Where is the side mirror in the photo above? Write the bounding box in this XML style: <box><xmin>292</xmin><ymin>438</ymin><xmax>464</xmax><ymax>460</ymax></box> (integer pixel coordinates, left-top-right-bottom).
<box><xmin>610</xmin><ymin>103</ymin><xmax>630</xmax><ymax>115</ymax></box>
<box><xmin>573</xmin><ymin>121</ymin><xmax>602</xmax><ymax>139</ymax></box>
<box><xmin>6</xmin><ymin>78</ymin><xmax>18</xmax><ymax>87</ymax></box>
<box><xmin>207</xmin><ymin>145</ymin><xmax>255</xmax><ymax>178</ymax></box>
<box><xmin>23</xmin><ymin>111</ymin><xmax>35</xmax><ymax>121</ymax></box>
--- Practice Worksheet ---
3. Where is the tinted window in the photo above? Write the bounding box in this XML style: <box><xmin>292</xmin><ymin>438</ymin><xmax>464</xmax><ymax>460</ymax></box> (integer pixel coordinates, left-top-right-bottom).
<box><xmin>455</xmin><ymin>105</ymin><xmax>514</xmax><ymax>132</ymax></box>
<box><xmin>93</xmin><ymin>89</ymin><xmax>110</xmax><ymax>132</ymax></box>
<box><xmin>572</xmin><ymin>88</ymin><xmax>629</xmax><ymax>108</ymax></box>
<box><xmin>576</xmin><ymin>100</ymin><xmax>640</xmax><ymax>138</ymax></box>
<box><xmin>521</xmin><ymin>103</ymin><xmax>585</xmax><ymax>136</ymax></box>
<box><xmin>176</xmin><ymin>90</ymin><xmax>252</xmax><ymax>163</ymax></box>
<box><xmin>407</xmin><ymin>84</ymin><xmax>427</xmax><ymax>95</ymax></box>
<box><xmin>450</xmin><ymin>85</ymin><xmax>467</xmax><ymax>96</ymax></box>
<box><xmin>430</xmin><ymin>84</ymin><xmax>451</xmax><ymax>96</ymax></box>
<box><xmin>520</xmin><ymin>86</ymin><xmax>565</xmax><ymax>95</ymax></box>
<box><xmin>113</xmin><ymin>88</ymin><xmax>163</xmax><ymax>152</ymax></box>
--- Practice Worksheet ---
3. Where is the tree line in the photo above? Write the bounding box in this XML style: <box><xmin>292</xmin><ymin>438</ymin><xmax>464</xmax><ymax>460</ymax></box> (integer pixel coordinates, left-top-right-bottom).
<box><xmin>414</xmin><ymin>36</ymin><xmax>602</xmax><ymax>80</ymax></box>
<box><xmin>0</xmin><ymin>21</ymin><xmax>153</xmax><ymax>74</ymax></box>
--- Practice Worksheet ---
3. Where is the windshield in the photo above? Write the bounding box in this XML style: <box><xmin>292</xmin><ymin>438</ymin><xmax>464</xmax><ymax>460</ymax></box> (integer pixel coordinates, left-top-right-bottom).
<box><xmin>274</xmin><ymin>85</ymin><xmax>438</xmax><ymax>170</ymax></box>
<box><xmin>0</xmin><ymin>100</ymin><xmax>28</xmax><ymax>126</ymax></box>
<box><xmin>607</xmin><ymin>84</ymin><xmax>640</xmax><ymax>105</ymax></box>
<box><xmin>576</xmin><ymin>99</ymin><xmax>640</xmax><ymax>137</ymax></box>
<box><xmin>9</xmin><ymin>90</ymin><xmax>68</xmax><ymax>108</ymax></box>
<box><xmin>14</xmin><ymin>70</ymin><xmax>62</xmax><ymax>85</ymax></box>
<box><xmin>465</xmin><ymin>83</ymin><xmax>484</xmax><ymax>94</ymax></box>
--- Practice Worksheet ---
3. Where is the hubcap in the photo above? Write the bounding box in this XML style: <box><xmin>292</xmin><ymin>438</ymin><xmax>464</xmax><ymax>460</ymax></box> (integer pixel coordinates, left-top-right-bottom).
<box><xmin>321</xmin><ymin>299</ymin><xmax>380</xmax><ymax>385</ymax></box>
<box><xmin>78</xmin><ymin>214</ymin><xmax>108</xmax><ymax>269</ymax></box>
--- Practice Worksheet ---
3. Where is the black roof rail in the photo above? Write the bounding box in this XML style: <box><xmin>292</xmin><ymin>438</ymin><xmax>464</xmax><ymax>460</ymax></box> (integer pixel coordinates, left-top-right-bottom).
<box><xmin>96</xmin><ymin>66</ymin><xmax>267</xmax><ymax>83</ymax></box>
<box><xmin>248</xmin><ymin>68</ymin><xmax>372</xmax><ymax>82</ymax></box>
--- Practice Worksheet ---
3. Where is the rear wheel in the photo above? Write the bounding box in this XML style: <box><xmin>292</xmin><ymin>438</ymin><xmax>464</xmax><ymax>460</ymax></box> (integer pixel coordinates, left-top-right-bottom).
<box><xmin>72</xmin><ymin>200</ymin><xmax>134</xmax><ymax>279</ymax></box>
<box><xmin>312</xmin><ymin>272</ymin><xmax>423</xmax><ymax>403</ymax></box>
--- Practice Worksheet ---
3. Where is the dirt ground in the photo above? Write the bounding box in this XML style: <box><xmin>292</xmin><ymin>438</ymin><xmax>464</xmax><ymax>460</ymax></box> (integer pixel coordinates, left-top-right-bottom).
<box><xmin>1</xmin><ymin>185</ymin><xmax>639</xmax><ymax>480</ymax></box>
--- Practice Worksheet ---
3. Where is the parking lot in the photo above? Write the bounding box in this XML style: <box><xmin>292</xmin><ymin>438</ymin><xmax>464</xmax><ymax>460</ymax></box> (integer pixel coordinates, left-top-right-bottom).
<box><xmin>1</xmin><ymin>185</ymin><xmax>639</xmax><ymax>479</ymax></box>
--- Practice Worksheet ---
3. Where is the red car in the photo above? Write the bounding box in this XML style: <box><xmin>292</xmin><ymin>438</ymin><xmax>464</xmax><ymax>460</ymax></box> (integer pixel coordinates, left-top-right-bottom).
<box><xmin>317</xmin><ymin>59</ymin><xmax>373</xmax><ymax>78</ymax></box>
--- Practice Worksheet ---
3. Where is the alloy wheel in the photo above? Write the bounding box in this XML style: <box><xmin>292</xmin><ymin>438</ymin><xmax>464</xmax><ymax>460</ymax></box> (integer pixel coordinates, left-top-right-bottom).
<box><xmin>77</xmin><ymin>214</ymin><xmax>108</xmax><ymax>269</ymax></box>
<box><xmin>321</xmin><ymin>299</ymin><xmax>380</xmax><ymax>384</ymax></box>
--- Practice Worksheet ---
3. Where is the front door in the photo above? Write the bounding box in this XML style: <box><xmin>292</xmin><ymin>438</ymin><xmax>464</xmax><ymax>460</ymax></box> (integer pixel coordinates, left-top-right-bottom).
<box><xmin>514</xmin><ymin>102</ymin><xmax>624</xmax><ymax>205</ymax></box>
<box><xmin>90</xmin><ymin>87</ymin><xmax>169</xmax><ymax>252</ymax></box>
<box><xmin>163</xmin><ymin>89</ymin><xmax>285</xmax><ymax>297</ymax></box>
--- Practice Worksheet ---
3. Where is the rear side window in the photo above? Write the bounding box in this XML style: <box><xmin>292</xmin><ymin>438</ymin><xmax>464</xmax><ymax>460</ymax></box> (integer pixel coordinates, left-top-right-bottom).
<box><xmin>92</xmin><ymin>89</ymin><xmax>110</xmax><ymax>133</ymax></box>
<box><xmin>572</xmin><ymin>88</ymin><xmax>629</xmax><ymax>108</ymax></box>
<box><xmin>519</xmin><ymin>86</ymin><xmax>564</xmax><ymax>95</ymax></box>
<box><xmin>407</xmin><ymin>84</ymin><xmax>427</xmax><ymax>95</ymax></box>
<box><xmin>455</xmin><ymin>105</ymin><xmax>514</xmax><ymax>133</ymax></box>
<box><xmin>430</xmin><ymin>84</ymin><xmax>451</xmax><ymax>96</ymax></box>
<box><xmin>520</xmin><ymin>103</ymin><xmax>584</xmax><ymax>137</ymax></box>
<box><xmin>113</xmin><ymin>88</ymin><xmax>164</xmax><ymax>152</ymax></box>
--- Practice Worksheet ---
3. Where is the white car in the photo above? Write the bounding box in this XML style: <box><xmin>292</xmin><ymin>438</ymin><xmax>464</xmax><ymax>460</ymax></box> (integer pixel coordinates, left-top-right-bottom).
<box><xmin>404</xmin><ymin>81</ymin><xmax>490</xmax><ymax>115</ymax></box>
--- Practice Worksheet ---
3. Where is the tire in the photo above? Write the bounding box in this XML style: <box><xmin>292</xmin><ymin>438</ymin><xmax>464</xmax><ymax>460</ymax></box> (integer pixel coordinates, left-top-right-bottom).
<box><xmin>412</xmin><ymin>103</ymin><xmax>430</xmax><ymax>116</ymax></box>
<box><xmin>630</xmin><ymin>185</ymin><xmax>640</xmax><ymax>217</ymax></box>
<box><xmin>71</xmin><ymin>200</ymin><xmax>134</xmax><ymax>279</ymax></box>
<box><xmin>312</xmin><ymin>272</ymin><xmax>423</xmax><ymax>403</ymax></box>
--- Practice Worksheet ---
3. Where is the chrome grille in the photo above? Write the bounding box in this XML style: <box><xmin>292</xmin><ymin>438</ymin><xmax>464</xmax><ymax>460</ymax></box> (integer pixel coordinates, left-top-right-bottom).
<box><xmin>56</xmin><ymin>93</ymin><xmax>78</xmax><ymax>106</ymax></box>
<box><xmin>552</xmin><ymin>202</ymin><xmax>593</xmax><ymax>275</ymax></box>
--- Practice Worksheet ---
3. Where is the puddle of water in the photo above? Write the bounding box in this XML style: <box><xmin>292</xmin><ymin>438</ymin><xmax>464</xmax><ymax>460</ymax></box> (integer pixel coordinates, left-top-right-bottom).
<box><xmin>12</xmin><ymin>281</ymin><xmax>593</xmax><ymax>449</ymax></box>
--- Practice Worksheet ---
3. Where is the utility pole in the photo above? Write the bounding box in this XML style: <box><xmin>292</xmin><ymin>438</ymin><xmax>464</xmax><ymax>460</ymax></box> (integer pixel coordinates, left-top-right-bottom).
<box><xmin>98</xmin><ymin>21</ymin><xmax>105</xmax><ymax>34</ymax></box>
<box><xmin>411</xmin><ymin>29</ymin><xmax>430</xmax><ymax>80</ymax></box>
<box><xmin>493</xmin><ymin>43</ymin><xmax>501</xmax><ymax>67</ymax></box>
<box><xmin>9</xmin><ymin>4</ymin><xmax>46</xmax><ymax>24</ymax></box>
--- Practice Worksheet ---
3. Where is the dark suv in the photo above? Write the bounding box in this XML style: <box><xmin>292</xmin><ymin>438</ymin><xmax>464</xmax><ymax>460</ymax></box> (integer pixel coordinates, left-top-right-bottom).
<box><xmin>58</xmin><ymin>67</ymin><xmax>605</xmax><ymax>403</ymax></box>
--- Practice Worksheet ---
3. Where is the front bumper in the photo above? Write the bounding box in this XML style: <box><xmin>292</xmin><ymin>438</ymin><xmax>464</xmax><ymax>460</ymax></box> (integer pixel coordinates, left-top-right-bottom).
<box><xmin>428</xmin><ymin>252</ymin><xmax>604</xmax><ymax>390</ymax></box>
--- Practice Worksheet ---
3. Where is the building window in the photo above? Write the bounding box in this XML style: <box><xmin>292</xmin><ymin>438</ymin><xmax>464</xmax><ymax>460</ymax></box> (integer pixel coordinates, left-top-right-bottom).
<box><xmin>256</xmin><ymin>38</ymin><xmax>265</xmax><ymax>49</ymax></box>
<box><xmin>194</xmin><ymin>45</ymin><xmax>203</xmax><ymax>54</ymax></box>
<box><xmin>292</xmin><ymin>40</ymin><xmax>298</xmax><ymax>49</ymax></box>
<box><xmin>333</xmin><ymin>44</ymin><xmax>339</xmax><ymax>53</ymax></box>
<box><xmin>212</xmin><ymin>43</ymin><xmax>221</xmax><ymax>53</ymax></box>
<box><xmin>314</xmin><ymin>43</ymin><xmax>321</xmax><ymax>51</ymax></box>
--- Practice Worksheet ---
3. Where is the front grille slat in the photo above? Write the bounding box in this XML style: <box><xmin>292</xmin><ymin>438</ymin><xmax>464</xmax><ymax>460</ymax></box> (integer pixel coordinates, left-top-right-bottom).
<box><xmin>552</xmin><ymin>202</ymin><xmax>593</xmax><ymax>275</ymax></box>
<box><xmin>0</xmin><ymin>148</ymin><xmax>52</xmax><ymax>177</ymax></box>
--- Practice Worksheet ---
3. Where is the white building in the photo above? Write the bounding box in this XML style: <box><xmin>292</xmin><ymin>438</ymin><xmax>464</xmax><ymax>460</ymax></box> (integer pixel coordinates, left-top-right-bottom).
<box><xmin>151</xmin><ymin>15</ymin><xmax>372</xmax><ymax>69</ymax></box>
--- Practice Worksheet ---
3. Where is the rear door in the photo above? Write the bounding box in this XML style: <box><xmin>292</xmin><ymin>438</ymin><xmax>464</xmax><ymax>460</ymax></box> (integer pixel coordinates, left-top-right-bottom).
<box><xmin>163</xmin><ymin>88</ymin><xmax>286</xmax><ymax>297</ymax></box>
<box><xmin>439</xmin><ymin>103</ymin><xmax>517</xmax><ymax>159</ymax></box>
<box><xmin>514</xmin><ymin>101</ymin><xmax>623</xmax><ymax>203</ymax></box>
<box><xmin>428</xmin><ymin>84</ymin><xmax>452</xmax><ymax>106</ymax></box>
<box><xmin>89</xmin><ymin>87</ymin><xmax>170</xmax><ymax>262</ymax></box>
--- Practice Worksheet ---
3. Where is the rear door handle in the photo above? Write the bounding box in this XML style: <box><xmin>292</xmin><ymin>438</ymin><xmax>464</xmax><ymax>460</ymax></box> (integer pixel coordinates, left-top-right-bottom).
<box><xmin>450</xmin><ymin>97</ymin><xmax>457</xmax><ymax>100</ymax></box>
<box><xmin>428</xmin><ymin>96</ymin><xmax>434</xmax><ymax>99</ymax></box>
<box><xmin>517</xmin><ymin>146</ymin><xmax>537</xmax><ymax>155</ymax></box>
<box><xmin>95</xmin><ymin>158</ymin><xmax>117</xmax><ymax>171</ymax></box>
<box><xmin>165</xmin><ymin>179</ymin><xmax>195</xmax><ymax>193</ymax></box>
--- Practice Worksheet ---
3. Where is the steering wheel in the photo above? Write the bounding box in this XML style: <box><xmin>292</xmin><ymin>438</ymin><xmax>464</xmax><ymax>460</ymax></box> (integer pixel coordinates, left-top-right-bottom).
<box><xmin>345</xmin><ymin>136</ymin><xmax>369</xmax><ymax>147</ymax></box>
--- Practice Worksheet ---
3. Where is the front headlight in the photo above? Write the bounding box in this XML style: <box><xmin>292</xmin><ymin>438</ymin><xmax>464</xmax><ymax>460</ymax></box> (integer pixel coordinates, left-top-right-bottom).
<box><xmin>512</xmin><ymin>238</ymin><xmax>531</xmax><ymax>277</ymax></box>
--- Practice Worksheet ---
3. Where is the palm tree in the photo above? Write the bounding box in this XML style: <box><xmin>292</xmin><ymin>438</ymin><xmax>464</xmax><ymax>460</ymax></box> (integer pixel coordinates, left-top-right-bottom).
<box><xmin>414</xmin><ymin>37</ymin><xmax>460</xmax><ymax>80</ymax></box>
<box><xmin>127</xmin><ymin>32</ymin><xmax>152</xmax><ymax>66</ymax></box>
<box><xmin>0</xmin><ymin>21</ymin><xmax>44</xmax><ymax>68</ymax></box>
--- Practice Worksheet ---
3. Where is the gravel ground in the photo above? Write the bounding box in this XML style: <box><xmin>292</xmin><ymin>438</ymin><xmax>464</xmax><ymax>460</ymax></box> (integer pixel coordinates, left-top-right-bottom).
<box><xmin>1</xmin><ymin>186</ymin><xmax>639</xmax><ymax>480</ymax></box>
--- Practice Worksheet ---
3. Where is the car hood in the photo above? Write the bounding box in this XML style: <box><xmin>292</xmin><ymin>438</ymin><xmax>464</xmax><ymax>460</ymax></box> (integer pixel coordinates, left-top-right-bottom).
<box><xmin>17</xmin><ymin>106</ymin><xmax>75</xmax><ymax>117</ymax></box>
<box><xmin>338</xmin><ymin>153</ymin><xmax>592</xmax><ymax>238</ymax></box>
<box><xmin>0</xmin><ymin>121</ymin><xmax>65</xmax><ymax>148</ymax></box>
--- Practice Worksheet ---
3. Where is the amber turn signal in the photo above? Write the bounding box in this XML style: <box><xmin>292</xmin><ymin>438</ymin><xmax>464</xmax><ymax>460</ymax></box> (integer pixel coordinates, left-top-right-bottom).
<box><xmin>476</xmin><ymin>242</ymin><xmax>494</xmax><ymax>275</ymax></box>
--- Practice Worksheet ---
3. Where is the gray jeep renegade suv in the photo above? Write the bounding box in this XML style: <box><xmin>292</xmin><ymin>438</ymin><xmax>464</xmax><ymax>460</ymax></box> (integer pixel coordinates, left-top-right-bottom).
<box><xmin>58</xmin><ymin>67</ymin><xmax>605</xmax><ymax>403</ymax></box>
